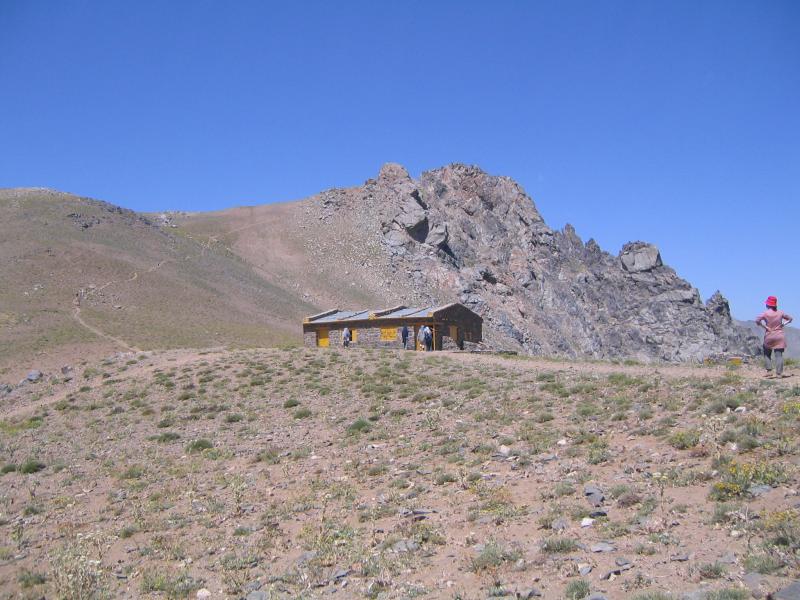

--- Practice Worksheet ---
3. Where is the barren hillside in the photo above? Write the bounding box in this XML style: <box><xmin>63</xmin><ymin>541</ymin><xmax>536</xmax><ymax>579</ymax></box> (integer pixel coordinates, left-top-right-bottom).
<box><xmin>0</xmin><ymin>348</ymin><xmax>798</xmax><ymax>599</ymax></box>
<box><xmin>0</xmin><ymin>188</ymin><xmax>314</xmax><ymax>378</ymax></box>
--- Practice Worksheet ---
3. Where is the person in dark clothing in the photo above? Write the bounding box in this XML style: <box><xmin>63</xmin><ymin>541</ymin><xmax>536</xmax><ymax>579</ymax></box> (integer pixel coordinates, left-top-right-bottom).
<box><xmin>401</xmin><ymin>325</ymin><xmax>409</xmax><ymax>350</ymax></box>
<box><xmin>423</xmin><ymin>325</ymin><xmax>433</xmax><ymax>351</ymax></box>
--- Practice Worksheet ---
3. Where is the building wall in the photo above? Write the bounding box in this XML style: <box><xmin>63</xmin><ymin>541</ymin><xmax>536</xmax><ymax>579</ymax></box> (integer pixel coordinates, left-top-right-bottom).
<box><xmin>303</xmin><ymin>306</ymin><xmax>482</xmax><ymax>350</ymax></box>
<box><xmin>303</xmin><ymin>331</ymin><xmax>316</xmax><ymax>347</ymax></box>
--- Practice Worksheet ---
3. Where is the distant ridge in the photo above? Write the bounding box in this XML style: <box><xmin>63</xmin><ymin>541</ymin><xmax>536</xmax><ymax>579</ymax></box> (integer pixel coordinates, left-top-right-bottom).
<box><xmin>0</xmin><ymin>164</ymin><xmax>760</xmax><ymax>375</ymax></box>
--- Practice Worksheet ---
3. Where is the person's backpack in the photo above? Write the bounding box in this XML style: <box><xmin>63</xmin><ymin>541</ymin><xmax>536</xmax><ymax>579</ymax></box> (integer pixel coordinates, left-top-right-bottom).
<box><xmin>424</xmin><ymin>328</ymin><xmax>432</xmax><ymax>343</ymax></box>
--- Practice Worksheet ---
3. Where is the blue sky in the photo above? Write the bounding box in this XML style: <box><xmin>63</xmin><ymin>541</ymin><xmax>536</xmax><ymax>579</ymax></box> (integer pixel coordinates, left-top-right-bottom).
<box><xmin>1</xmin><ymin>1</ymin><xmax>798</xmax><ymax>319</ymax></box>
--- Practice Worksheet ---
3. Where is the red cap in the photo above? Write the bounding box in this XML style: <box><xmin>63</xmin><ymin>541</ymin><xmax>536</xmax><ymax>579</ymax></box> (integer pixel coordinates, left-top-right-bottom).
<box><xmin>766</xmin><ymin>296</ymin><xmax>778</xmax><ymax>307</ymax></box>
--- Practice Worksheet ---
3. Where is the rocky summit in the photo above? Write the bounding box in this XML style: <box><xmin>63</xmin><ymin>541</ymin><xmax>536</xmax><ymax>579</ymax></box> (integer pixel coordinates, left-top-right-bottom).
<box><xmin>326</xmin><ymin>163</ymin><xmax>757</xmax><ymax>362</ymax></box>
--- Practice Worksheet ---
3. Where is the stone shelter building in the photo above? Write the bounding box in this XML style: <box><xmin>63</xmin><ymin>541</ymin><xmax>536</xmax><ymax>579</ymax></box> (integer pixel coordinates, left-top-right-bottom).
<box><xmin>303</xmin><ymin>303</ymin><xmax>483</xmax><ymax>350</ymax></box>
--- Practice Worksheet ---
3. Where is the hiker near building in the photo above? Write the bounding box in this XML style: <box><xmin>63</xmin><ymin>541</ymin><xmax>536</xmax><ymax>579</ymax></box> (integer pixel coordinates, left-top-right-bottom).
<box><xmin>342</xmin><ymin>327</ymin><xmax>351</xmax><ymax>348</ymax></box>
<box><xmin>423</xmin><ymin>325</ymin><xmax>433</xmax><ymax>351</ymax></box>
<box><xmin>302</xmin><ymin>304</ymin><xmax>483</xmax><ymax>350</ymax></box>
<box><xmin>755</xmin><ymin>296</ymin><xmax>793</xmax><ymax>378</ymax></box>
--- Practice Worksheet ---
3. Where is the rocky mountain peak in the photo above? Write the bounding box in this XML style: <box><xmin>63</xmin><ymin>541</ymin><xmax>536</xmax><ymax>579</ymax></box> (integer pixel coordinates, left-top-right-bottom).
<box><xmin>368</xmin><ymin>165</ymin><xmax>756</xmax><ymax>361</ymax></box>
<box><xmin>306</xmin><ymin>164</ymin><xmax>756</xmax><ymax>361</ymax></box>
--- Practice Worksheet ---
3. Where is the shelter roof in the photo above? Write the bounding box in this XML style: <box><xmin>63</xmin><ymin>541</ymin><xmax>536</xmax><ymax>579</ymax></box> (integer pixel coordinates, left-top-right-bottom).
<box><xmin>304</xmin><ymin>303</ymin><xmax>468</xmax><ymax>324</ymax></box>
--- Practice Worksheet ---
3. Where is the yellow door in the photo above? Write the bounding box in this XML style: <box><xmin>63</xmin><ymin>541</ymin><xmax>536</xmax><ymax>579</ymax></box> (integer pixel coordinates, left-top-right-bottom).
<box><xmin>317</xmin><ymin>328</ymin><xmax>329</xmax><ymax>348</ymax></box>
<box><xmin>449</xmin><ymin>325</ymin><xmax>457</xmax><ymax>341</ymax></box>
<box><xmin>351</xmin><ymin>328</ymin><xmax>358</xmax><ymax>343</ymax></box>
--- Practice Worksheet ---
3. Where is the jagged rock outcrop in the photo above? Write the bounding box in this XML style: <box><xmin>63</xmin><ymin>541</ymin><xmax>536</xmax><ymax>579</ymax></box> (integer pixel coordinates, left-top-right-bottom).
<box><xmin>349</xmin><ymin>162</ymin><xmax>756</xmax><ymax>362</ymax></box>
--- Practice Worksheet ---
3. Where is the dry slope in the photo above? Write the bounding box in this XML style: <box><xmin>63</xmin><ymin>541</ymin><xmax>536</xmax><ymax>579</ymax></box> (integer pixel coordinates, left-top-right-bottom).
<box><xmin>0</xmin><ymin>348</ymin><xmax>798</xmax><ymax>599</ymax></box>
<box><xmin>0</xmin><ymin>188</ymin><xmax>313</xmax><ymax>377</ymax></box>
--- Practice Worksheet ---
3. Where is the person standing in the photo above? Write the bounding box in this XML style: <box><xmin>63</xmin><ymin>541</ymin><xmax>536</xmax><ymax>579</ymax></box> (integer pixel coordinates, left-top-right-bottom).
<box><xmin>342</xmin><ymin>327</ymin><xmax>351</xmax><ymax>348</ymax></box>
<box><xmin>755</xmin><ymin>296</ymin><xmax>793</xmax><ymax>377</ymax></box>
<box><xmin>423</xmin><ymin>325</ymin><xmax>433</xmax><ymax>352</ymax></box>
<box><xmin>401</xmin><ymin>324</ymin><xmax>409</xmax><ymax>350</ymax></box>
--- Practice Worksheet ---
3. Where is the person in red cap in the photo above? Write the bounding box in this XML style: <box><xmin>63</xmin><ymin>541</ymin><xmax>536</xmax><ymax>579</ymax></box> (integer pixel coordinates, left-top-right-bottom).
<box><xmin>755</xmin><ymin>296</ymin><xmax>793</xmax><ymax>377</ymax></box>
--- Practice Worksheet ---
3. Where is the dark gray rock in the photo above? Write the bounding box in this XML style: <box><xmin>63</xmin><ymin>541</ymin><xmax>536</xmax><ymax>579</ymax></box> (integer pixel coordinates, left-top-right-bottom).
<box><xmin>26</xmin><ymin>370</ymin><xmax>42</xmax><ymax>382</ymax></box>
<box><xmin>390</xmin><ymin>539</ymin><xmax>419</xmax><ymax>553</ymax></box>
<box><xmin>776</xmin><ymin>581</ymin><xmax>800</xmax><ymax>600</ymax></box>
<box><xmin>244</xmin><ymin>592</ymin><xmax>267</xmax><ymax>600</ymax></box>
<box><xmin>591</xmin><ymin>542</ymin><xmax>615</xmax><ymax>553</ymax></box>
<box><xmin>296</xmin><ymin>550</ymin><xmax>317</xmax><ymax>565</ymax></box>
<box><xmin>670</xmin><ymin>553</ymin><xmax>690</xmax><ymax>562</ymax></box>
<box><xmin>742</xmin><ymin>572</ymin><xmax>763</xmax><ymax>599</ymax></box>
<box><xmin>329</xmin><ymin>568</ymin><xmax>351</xmax><ymax>582</ymax></box>
<box><xmin>749</xmin><ymin>484</ymin><xmax>773</xmax><ymax>497</ymax></box>
<box><xmin>517</xmin><ymin>589</ymin><xmax>542</xmax><ymax>599</ymax></box>
<box><xmin>244</xmin><ymin>580</ymin><xmax>262</xmax><ymax>592</ymax></box>
<box><xmin>584</xmin><ymin>485</ymin><xmax>605</xmax><ymax>507</ymax></box>
<box><xmin>620</xmin><ymin>242</ymin><xmax>662</xmax><ymax>273</ymax></box>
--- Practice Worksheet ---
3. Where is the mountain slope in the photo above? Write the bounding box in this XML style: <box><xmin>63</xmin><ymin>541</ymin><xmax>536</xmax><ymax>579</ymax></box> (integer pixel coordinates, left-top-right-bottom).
<box><xmin>0</xmin><ymin>188</ymin><xmax>315</xmax><ymax>376</ymax></box>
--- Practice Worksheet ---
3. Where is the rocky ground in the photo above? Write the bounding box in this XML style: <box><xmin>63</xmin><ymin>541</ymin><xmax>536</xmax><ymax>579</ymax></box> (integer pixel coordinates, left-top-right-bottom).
<box><xmin>1</xmin><ymin>348</ymin><xmax>799</xmax><ymax>600</ymax></box>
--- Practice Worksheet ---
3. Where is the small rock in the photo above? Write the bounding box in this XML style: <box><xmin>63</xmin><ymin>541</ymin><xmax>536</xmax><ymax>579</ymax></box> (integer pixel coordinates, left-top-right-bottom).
<box><xmin>670</xmin><ymin>553</ymin><xmax>690</xmax><ymax>562</ymax></box>
<box><xmin>390</xmin><ymin>539</ymin><xmax>419</xmax><ymax>553</ymax></box>
<box><xmin>742</xmin><ymin>572</ymin><xmax>763</xmax><ymax>599</ymax></box>
<box><xmin>330</xmin><ymin>568</ymin><xmax>351</xmax><ymax>581</ymax></box>
<box><xmin>196</xmin><ymin>590</ymin><xmax>212</xmax><ymax>599</ymax></box>
<box><xmin>296</xmin><ymin>550</ymin><xmax>317</xmax><ymax>565</ymax></box>
<box><xmin>734</xmin><ymin>406</ymin><xmax>747</xmax><ymax>413</ymax></box>
<box><xmin>591</xmin><ymin>542</ymin><xmax>615</xmax><ymax>553</ymax></box>
<box><xmin>557</xmin><ymin>439</ymin><xmax>567</xmax><ymax>446</ymax></box>
<box><xmin>498</xmin><ymin>445</ymin><xmax>511</xmax><ymax>456</ymax></box>
<box><xmin>539</xmin><ymin>454</ymin><xmax>558</xmax><ymax>463</ymax></box>
<box><xmin>584</xmin><ymin>484</ymin><xmax>605</xmax><ymax>507</ymax></box>
<box><xmin>749</xmin><ymin>484</ymin><xmax>773</xmax><ymax>497</ymax></box>
<box><xmin>580</xmin><ymin>517</ymin><xmax>595</xmax><ymax>528</ymax></box>
<box><xmin>245</xmin><ymin>592</ymin><xmax>267</xmax><ymax>600</ymax></box>
<box><xmin>589</xmin><ymin>510</ymin><xmax>607</xmax><ymax>518</ymax></box>
<box><xmin>517</xmin><ymin>589</ymin><xmax>542</xmax><ymax>599</ymax></box>
<box><xmin>615</xmin><ymin>556</ymin><xmax>631</xmax><ymax>567</ymax></box>
<box><xmin>551</xmin><ymin>518</ymin><xmax>569</xmax><ymax>531</ymax></box>
<box><xmin>578</xmin><ymin>563</ymin><xmax>592</xmax><ymax>576</ymax></box>
<box><xmin>26</xmin><ymin>370</ymin><xmax>42</xmax><ymax>382</ymax></box>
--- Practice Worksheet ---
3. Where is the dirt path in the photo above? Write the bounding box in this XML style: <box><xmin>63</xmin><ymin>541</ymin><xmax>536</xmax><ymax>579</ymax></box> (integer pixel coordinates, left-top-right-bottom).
<box><xmin>71</xmin><ymin>304</ymin><xmax>138</xmax><ymax>352</ymax></box>
<box><xmin>69</xmin><ymin>269</ymin><xmax>146</xmax><ymax>352</ymax></box>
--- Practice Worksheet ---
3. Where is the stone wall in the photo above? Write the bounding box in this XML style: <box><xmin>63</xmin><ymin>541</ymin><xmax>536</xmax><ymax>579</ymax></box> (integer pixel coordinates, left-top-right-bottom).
<box><xmin>304</xmin><ymin>319</ymin><xmax>477</xmax><ymax>351</ymax></box>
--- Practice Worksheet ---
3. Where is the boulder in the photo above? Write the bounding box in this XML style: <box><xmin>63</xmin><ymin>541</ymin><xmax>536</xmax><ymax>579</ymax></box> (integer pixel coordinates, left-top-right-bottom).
<box><xmin>426</xmin><ymin>223</ymin><xmax>448</xmax><ymax>248</ymax></box>
<box><xmin>619</xmin><ymin>242</ymin><xmax>662</xmax><ymax>272</ymax></box>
